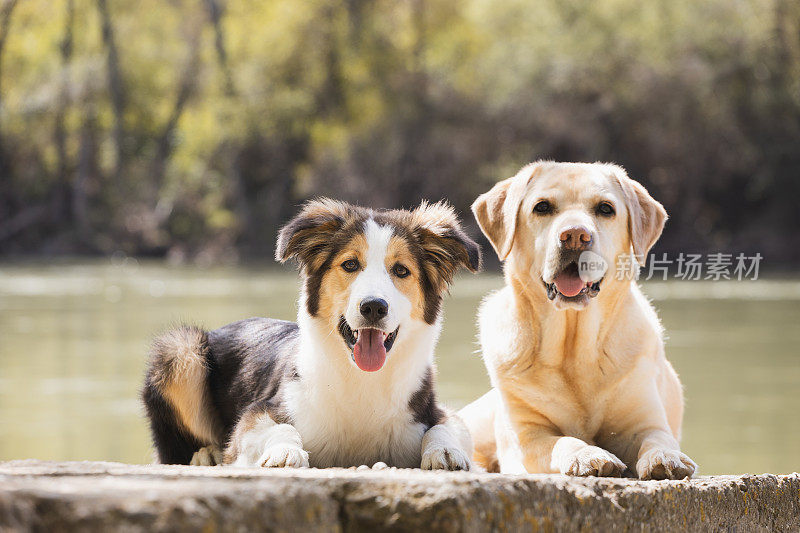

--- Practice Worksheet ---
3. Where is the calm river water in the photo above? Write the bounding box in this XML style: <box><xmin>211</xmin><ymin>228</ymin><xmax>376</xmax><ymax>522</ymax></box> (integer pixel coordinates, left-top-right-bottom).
<box><xmin>1</xmin><ymin>261</ymin><xmax>798</xmax><ymax>474</ymax></box>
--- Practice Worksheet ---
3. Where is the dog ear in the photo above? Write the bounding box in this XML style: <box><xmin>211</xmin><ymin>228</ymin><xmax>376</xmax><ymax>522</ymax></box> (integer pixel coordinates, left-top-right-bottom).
<box><xmin>471</xmin><ymin>164</ymin><xmax>537</xmax><ymax>261</ymax></box>
<box><xmin>275</xmin><ymin>198</ymin><xmax>352</xmax><ymax>270</ymax></box>
<box><xmin>611</xmin><ymin>169</ymin><xmax>668</xmax><ymax>262</ymax></box>
<box><xmin>411</xmin><ymin>201</ymin><xmax>482</xmax><ymax>282</ymax></box>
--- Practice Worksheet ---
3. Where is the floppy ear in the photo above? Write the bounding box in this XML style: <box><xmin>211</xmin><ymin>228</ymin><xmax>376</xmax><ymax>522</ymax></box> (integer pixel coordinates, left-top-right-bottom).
<box><xmin>275</xmin><ymin>198</ymin><xmax>352</xmax><ymax>270</ymax></box>
<box><xmin>471</xmin><ymin>163</ymin><xmax>537</xmax><ymax>261</ymax></box>
<box><xmin>411</xmin><ymin>200</ymin><xmax>482</xmax><ymax>283</ymax></box>
<box><xmin>611</xmin><ymin>170</ymin><xmax>668</xmax><ymax>261</ymax></box>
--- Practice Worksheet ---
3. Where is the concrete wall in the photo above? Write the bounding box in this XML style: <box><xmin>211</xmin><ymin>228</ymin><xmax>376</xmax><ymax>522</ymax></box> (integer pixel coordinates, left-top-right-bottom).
<box><xmin>1</xmin><ymin>461</ymin><xmax>798</xmax><ymax>532</ymax></box>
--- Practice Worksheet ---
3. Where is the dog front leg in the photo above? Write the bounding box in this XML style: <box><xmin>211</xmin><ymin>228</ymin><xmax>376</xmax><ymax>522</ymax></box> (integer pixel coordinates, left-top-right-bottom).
<box><xmin>634</xmin><ymin>428</ymin><xmax>696</xmax><ymax>480</ymax></box>
<box><xmin>499</xmin><ymin>394</ymin><xmax>625</xmax><ymax>476</ymax></box>
<box><xmin>548</xmin><ymin>434</ymin><xmax>627</xmax><ymax>477</ymax></box>
<box><xmin>509</xmin><ymin>421</ymin><xmax>626</xmax><ymax>476</ymax></box>
<box><xmin>224</xmin><ymin>411</ymin><xmax>309</xmax><ymax>468</ymax></box>
<box><xmin>421</xmin><ymin>412</ymin><xmax>473</xmax><ymax>471</ymax></box>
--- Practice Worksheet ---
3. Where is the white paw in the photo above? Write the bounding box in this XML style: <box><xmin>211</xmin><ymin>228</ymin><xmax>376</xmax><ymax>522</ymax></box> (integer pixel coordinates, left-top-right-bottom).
<box><xmin>637</xmin><ymin>448</ymin><xmax>696</xmax><ymax>480</ymax></box>
<box><xmin>562</xmin><ymin>446</ymin><xmax>627</xmax><ymax>477</ymax></box>
<box><xmin>259</xmin><ymin>445</ymin><xmax>309</xmax><ymax>468</ymax></box>
<box><xmin>421</xmin><ymin>446</ymin><xmax>471</xmax><ymax>471</ymax></box>
<box><xmin>190</xmin><ymin>445</ymin><xmax>223</xmax><ymax>466</ymax></box>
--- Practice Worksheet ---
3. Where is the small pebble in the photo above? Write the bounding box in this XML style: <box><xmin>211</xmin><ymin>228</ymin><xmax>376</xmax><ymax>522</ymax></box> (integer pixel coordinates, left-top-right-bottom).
<box><xmin>372</xmin><ymin>462</ymin><xmax>388</xmax><ymax>470</ymax></box>
<box><xmin>356</xmin><ymin>464</ymin><xmax>370</xmax><ymax>471</ymax></box>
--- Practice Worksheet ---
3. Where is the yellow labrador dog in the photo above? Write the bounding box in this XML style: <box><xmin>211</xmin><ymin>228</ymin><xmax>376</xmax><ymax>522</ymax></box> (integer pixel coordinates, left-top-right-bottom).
<box><xmin>460</xmin><ymin>161</ymin><xmax>697</xmax><ymax>480</ymax></box>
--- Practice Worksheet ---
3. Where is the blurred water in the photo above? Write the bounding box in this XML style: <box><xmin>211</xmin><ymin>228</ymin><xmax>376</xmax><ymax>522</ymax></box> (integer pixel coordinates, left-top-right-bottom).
<box><xmin>0</xmin><ymin>261</ymin><xmax>798</xmax><ymax>474</ymax></box>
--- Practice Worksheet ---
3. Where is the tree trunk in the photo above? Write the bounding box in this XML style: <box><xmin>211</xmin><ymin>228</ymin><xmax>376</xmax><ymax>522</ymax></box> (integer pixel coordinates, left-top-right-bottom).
<box><xmin>151</xmin><ymin>30</ymin><xmax>201</xmax><ymax>189</ymax></box>
<box><xmin>0</xmin><ymin>0</ymin><xmax>20</xmax><ymax>196</ymax></box>
<box><xmin>204</xmin><ymin>0</ymin><xmax>235</xmax><ymax>97</ymax></box>
<box><xmin>0</xmin><ymin>0</ymin><xmax>18</xmax><ymax>114</ymax></box>
<box><xmin>203</xmin><ymin>0</ymin><xmax>253</xmax><ymax>251</ymax></box>
<box><xmin>74</xmin><ymin>107</ymin><xmax>98</xmax><ymax>244</ymax></box>
<box><xmin>53</xmin><ymin>0</ymin><xmax>75</xmax><ymax>226</ymax></box>
<box><xmin>96</xmin><ymin>0</ymin><xmax>125</xmax><ymax>186</ymax></box>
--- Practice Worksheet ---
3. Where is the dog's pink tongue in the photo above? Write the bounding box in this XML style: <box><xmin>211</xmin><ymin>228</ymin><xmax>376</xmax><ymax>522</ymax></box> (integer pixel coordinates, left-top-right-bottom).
<box><xmin>554</xmin><ymin>270</ymin><xmax>585</xmax><ymax>297</ymax></box>
<box><xmin>353</xmin><ymin>329</ymin><xmax>387</xmax><ymax>372</ymax></box>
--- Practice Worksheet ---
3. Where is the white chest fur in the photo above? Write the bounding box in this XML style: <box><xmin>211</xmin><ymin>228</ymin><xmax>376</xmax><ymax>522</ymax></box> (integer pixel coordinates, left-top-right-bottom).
<box><xmin>286</xmin><ymin>378</ymin><xmax>427</xmax><ymax>467</ymax></box>
<box><xmin>286</xmin><ymin>314</ymin><xmax>438</xmax><ymax>468</ymax></box>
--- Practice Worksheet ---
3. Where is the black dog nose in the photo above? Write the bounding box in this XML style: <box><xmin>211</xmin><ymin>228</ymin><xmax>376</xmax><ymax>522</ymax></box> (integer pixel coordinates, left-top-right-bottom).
<box><xmin>360</xmin><ymin>298</ymin><xmax>388</xmax><ymax>320</ymax></box>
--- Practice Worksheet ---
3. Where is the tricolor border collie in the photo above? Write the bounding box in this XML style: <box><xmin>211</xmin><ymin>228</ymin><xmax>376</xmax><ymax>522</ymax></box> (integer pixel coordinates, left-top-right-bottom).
<box><xmin>142</xmin><ymin>199</ymin><xmax>481</xmax><ymax>469</ymax></box>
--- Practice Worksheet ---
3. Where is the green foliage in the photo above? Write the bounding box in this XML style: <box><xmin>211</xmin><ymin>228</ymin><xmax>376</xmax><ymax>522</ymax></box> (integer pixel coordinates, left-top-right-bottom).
<box><xmin>0</xmin><ymin>0</ymin><xmax>798</xmax><ymax>264</ymax></box>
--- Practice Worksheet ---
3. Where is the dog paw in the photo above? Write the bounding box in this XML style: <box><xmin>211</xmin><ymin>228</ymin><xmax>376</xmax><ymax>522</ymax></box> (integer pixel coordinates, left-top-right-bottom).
<box><xmin>563</xmin><ymin>446</ymin><xmax>627</xmax><ymax>477</ymax></box>
<box><xmin>259</xmin><ymin>445</ymin><xmax>309</xmax><ymax>468</ymax></box>
<box><xmin>421</xmin><ymin>446</ymin><xmax>471</xmax><ymax>471</ymax></box>
<box><xmin>637</xmin><ymin>448</ymin><xmax>696</xmax><ymax>480</ymax></box>
<box><xmin>190</xmin><ymin>445</ymin><xmax>223</xmax><ymax>466</ymax></box>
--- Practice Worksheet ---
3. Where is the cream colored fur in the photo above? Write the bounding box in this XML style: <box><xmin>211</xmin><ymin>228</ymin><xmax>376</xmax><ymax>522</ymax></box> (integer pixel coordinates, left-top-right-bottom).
<box><xmin>461</xmin><ymin>161</ymin><xmax>696</xmax><ymax>480</ymax></box>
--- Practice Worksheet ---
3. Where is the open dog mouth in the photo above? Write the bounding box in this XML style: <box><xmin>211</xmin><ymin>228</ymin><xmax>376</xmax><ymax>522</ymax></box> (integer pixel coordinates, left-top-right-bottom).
<box><xmin>338</xmin><ymin>316</ymin><xmax>399</xmax><ymax>372</ymax></box>
<box><xmin>543</xmin><ymin>262</ymin><xmax>602</xmax><ymax>301</ymax></box>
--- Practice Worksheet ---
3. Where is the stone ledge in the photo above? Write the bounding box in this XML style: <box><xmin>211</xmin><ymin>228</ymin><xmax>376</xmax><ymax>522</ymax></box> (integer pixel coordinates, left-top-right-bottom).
<box><xmin>0</xmin><ymin>461</ymin><xmax>798</xmax><ymax>532</ymax></box>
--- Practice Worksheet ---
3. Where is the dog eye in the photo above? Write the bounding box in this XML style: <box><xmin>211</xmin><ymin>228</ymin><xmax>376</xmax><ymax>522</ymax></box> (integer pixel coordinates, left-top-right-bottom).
<box><xmin>392</xmin><ymin>263</ymin><xmax>410</xmax><ymax>278</ymax></box>
<box><xmin>596</xmin><ymin>202</ymin><xmax>615</xmax><ymax>217</ymax></box>
<box><xmin>341</xmin><ymin>259</ymin><xmax>360</xmax><ymax>272</ymax></box>
<box><xmin>533</xmin><ymin>200</ymin><xmax>553</xmax><ymax>214</ymax></box>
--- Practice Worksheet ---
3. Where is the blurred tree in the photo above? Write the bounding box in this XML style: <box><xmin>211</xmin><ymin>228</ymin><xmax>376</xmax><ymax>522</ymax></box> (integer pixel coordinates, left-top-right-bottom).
<box><xmin>0</xmin><ymin>0</ymin><xmax>797</xmax><ymax>265</ymax></box>
<box><xmin>0</xmin><ymin>0</ymin><xmax>20</xmax><ymax>234</ymax></box>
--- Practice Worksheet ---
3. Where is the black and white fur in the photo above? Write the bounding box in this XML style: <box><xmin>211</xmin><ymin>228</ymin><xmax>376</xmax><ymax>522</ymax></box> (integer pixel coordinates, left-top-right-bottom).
<box><xmin>142</xmin><ymin>199</ymin><xmax>481</xmax><ymax>469</ymax></box>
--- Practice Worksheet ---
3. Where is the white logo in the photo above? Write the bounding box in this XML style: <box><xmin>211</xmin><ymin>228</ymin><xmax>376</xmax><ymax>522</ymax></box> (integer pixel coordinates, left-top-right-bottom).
<box><xmin>578</xmin><ymin>251</ymin><xmax>608</xmax><ymax>282</ymax></box>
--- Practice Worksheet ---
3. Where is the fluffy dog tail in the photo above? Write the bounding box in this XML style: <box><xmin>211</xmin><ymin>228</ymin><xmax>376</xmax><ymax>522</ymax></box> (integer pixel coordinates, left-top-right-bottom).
<box><xmin>141</xmin><ymin>325</ymin><xmax>222</xmax><ymax>464</ymax></box>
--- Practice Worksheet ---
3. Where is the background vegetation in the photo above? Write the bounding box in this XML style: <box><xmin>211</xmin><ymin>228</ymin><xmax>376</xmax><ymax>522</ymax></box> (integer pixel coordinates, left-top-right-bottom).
<box><xmin>1</xmin><ymin>0</ymin><xmax>798</xmax><ymax>266</ymax></box>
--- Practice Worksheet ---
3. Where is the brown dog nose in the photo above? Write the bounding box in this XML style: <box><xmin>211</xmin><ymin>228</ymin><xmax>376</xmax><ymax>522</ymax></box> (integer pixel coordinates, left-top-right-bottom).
<box><xmin>559</xmin><ymin>226</ymin><xmax>593</xmax><ymax>250</ymax></box>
